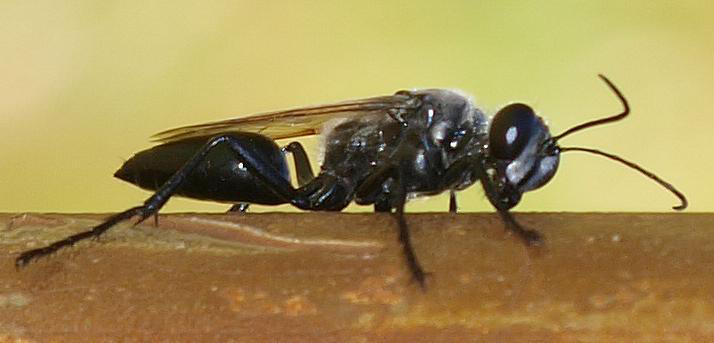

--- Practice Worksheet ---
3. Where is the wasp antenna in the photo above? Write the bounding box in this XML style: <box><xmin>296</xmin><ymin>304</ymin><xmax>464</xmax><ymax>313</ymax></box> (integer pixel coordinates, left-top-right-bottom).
<box><xmin>552</xmin><ymin>74</ymin><xmax>630</xmax><ymax>142</ymax></box>
<box><xmin>560</xmin><ymin>146</ymin><xmax>687</xmax><ymax>210</ymax></box>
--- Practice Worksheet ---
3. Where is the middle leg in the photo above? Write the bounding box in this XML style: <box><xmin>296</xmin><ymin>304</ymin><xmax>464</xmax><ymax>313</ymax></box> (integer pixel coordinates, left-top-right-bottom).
<box><xmin>355</xmin><ymin>165</ymin><xmax>428</xmax><ymax>289</ymax></box>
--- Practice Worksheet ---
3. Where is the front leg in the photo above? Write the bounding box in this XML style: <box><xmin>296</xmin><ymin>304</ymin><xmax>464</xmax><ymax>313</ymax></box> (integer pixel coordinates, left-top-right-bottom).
<box><xmin>440</xmin><ymin>156</ymin><xmax>542</xmax><ymax>245</ymax></box>
<box><xmin>471</xmin><ymin>159</ymin><xmax>542</xmax><ymax>246</ymax></box>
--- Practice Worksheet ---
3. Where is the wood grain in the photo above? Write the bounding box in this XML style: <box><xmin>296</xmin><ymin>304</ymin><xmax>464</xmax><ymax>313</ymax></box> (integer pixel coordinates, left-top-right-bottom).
<box><xmin>1</xmin><ymin>212</ymin><xmax>712</xmax><ymax>341</ymax></box>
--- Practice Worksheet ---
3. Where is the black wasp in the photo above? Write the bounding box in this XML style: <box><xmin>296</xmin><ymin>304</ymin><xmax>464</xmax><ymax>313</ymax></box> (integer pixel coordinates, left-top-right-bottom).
<box><xmin>16</xmin><ymin>75</ymin><xmax>687</xmax><ymax>288</ymax></box>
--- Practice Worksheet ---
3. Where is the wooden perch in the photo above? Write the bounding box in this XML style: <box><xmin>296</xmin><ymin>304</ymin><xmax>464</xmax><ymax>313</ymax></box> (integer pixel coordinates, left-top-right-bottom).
<box><xmin>1</xmin><ymin>212</ymin><xmax>713</xmax><ymax>341</ymax></box>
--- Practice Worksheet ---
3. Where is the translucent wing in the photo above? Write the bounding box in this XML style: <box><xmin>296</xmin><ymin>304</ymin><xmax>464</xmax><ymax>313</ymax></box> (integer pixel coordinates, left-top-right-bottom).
<box><xmin>152</xmin><ymin>93</ymin><xmax>418</xmax><ymax>142</ymax></box>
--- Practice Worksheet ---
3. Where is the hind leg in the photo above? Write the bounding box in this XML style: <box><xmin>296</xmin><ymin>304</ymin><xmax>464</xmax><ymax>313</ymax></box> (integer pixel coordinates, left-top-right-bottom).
<box><xmin>228</xmin><ymin>142</ymin><xmax>314</xmax><ymax>214</ymax></box>
<box><xmin>282</xmin><ymin>142</ymin><xmax>315</xmax><ymax>187</ymax></box>
<box><xmin>16</xmin><ymin>134</ymin><xmax>303</xmax><ymax>267</ymax></box>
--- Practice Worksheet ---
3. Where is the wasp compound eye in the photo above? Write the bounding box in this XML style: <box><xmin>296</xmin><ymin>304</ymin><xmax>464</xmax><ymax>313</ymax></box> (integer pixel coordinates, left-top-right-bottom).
<box><xmin>489</xmin><ymin>103</ymin><xmax>537</xmax><ymax>160</ymax></box>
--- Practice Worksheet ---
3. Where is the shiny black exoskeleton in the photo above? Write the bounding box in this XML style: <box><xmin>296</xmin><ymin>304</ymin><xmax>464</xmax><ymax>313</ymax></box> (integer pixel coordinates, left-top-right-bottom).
<box><xmin>114</xmin><ymin>133</ymin><xmax>294</xmax><ymax>205</ymax></box>
<box><xmin>16</xmin><ymin>75</ymin><xmax>687</xmax><ymax>289</ymax></box>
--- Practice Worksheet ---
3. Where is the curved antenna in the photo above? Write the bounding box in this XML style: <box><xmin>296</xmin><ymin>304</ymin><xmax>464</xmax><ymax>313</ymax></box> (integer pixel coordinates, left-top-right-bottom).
<box><xmin>560</xmin><ymin>146</ymin><xmax>688</xmax><ymax>210</ymax></box>
<box><xmin>552</xmin><ymin>74</ymin><xmax>630</xmax><ymax>142</ymax></box>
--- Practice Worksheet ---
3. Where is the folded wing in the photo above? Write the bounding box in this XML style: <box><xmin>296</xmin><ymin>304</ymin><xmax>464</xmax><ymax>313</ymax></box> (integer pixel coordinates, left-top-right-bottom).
<box><xmin>152</xmin><ymin>94</ymin><xmax>418</xmax><ymax>142</ymax></box>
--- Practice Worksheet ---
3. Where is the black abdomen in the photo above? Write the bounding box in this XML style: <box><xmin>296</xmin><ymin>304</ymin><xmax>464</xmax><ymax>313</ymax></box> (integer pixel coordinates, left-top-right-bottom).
<box><xmin>114</xmin><ymin>133</ymin><xmax>290</xmax><ymax>205</ymax></box>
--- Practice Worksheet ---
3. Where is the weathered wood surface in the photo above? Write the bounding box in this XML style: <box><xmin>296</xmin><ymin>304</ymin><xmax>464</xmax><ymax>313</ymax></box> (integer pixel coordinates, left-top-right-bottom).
<box><xmin>1</xmin><ymin>212</ymin><xmax>712</xmax><ymax>341</ymax></box>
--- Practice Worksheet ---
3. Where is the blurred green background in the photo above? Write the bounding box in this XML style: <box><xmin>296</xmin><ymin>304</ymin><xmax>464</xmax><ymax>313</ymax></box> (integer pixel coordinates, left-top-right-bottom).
<box><xmin>1</xmin><ymin>1</ymin><xmax>711</xmax><ymax>214</ymax></box>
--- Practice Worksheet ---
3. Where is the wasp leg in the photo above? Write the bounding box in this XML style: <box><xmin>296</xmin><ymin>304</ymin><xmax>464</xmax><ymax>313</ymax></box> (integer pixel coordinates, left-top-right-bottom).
<box><xmin>15</xmin><ymin>206</ymin><xmax>145</xmax><ymax>268</ymax></box>
<box><xmin>355</xmin><ymin>165</ymin><xmax>428</xmax><ymax>289</ymax></box>
<box><xmin>282</xmin><ymin>141</ymin><xmax>315</xmax><ymax>187</ymax></box>
<box><xmin>373</xmin><ymin>181</ymin><xmax>394</xmax><ymax>213</ymax></box>
<box><xmin>439</xmin><ymin>156</ymin><xmax>541</xmax><ymax>245</ymax></box>
<box><xmin>437</xmin><ymin>160</ymin><xmax>470</xmax><ymax>214</ymax></box>
<box><xmin>227</xmin><ymin>203</ymin><xmax>250</xmax><ymax>213</ymax></box>
<box><xmin>227</xmin><ymin>141</ymin><xmax>312</xmax><ymax>214</ymax></box>
<box><xmin>16</xmin><ymin>134</ymin><xmax>300</xmax><ymax>268</ymax></box>
<box><xmin>494</xmin><ymin>208</ymin><xmax>542</xmax><ymax>245</ymax></box>
<box><xmin>392</xmin><ymin>181</ymin><xmax>428</xmax><ymax>290</ymax></box>
<box><xmin>471</xmin><ymin>159</ymin><xmax>542</xmax><ymax>246</ymax></box>
<box><xmin>354</xmin><ymin>166</ymin><xmax>393</xmax><ymax>212</ymax></box>
<box><xmin>373</xmin><ymin>195</ymin><xmax>392</xmax><ymax>212</ymax></box>
<box><xmin>449</xmin><ymin>190</ymin><xmax>458</xmax><ymax>213</ymax></box>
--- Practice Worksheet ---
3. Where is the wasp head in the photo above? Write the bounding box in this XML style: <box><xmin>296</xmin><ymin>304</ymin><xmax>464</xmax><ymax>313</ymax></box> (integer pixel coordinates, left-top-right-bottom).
<box><xmin>483</xmin><ymin>74</ymin><xmax>687</xmax><ymax>211</ymax></box>
<box><xmin>487</xmin><ymin>103</ymin><xmax>560</xmax><ymax>209</ymax></box>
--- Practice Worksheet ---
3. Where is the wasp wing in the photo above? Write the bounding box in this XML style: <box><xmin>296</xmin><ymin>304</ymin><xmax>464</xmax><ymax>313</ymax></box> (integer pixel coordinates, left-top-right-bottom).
<box><xmin>152</xmin><ymin>93</ymin><xmax>418</xmax><ymax>142</ymax></box>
